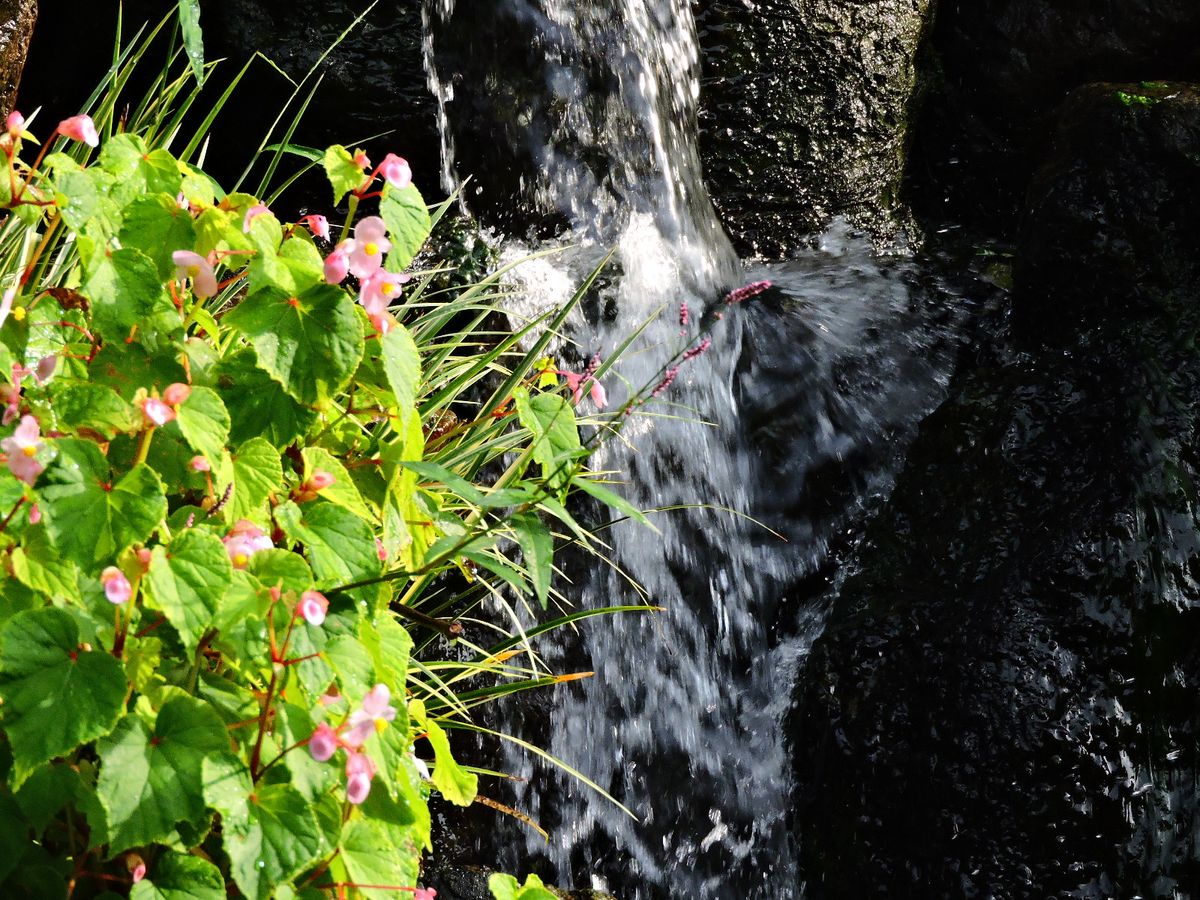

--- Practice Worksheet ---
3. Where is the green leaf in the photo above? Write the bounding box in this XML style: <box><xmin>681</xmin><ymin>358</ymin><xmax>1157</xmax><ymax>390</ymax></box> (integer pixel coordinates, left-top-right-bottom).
<box><xmin>229</xmin><ymin>438</ymin><xmax>283</xmax><ymax>522</ymax></box>
<box><xmin>246</xmin><ymin>549</ymin><xmax>313</xmax><ymax>595</ymax></box>
<box><xmin>0</xmin><ymin>608</ymin><xmax>127</xmax><ymax>787</ymax></box>
<box><xmin>11</xmin><ymin>526</ymin><xmax>78</xmax><ymax>600</ymax></box>
<box><xmin>409</xmin><ymin>698</ymin><xmax>476</xmax><ymax>806</ymax></box>
<box><xmin>83</xmin><ymin>248</ymin><xmax>178</xmax><ymax>345</ymax></box>
<box><xmin>276</xmin><ymin>500</ymin><xmax>382</xmax><ymax>589</ymax></box>
<box><xmin>118</xmin><ymin>195</ymin><xmax>197</xmax><ymax>280</ymax></box>
<box><xmin>322</xmin><ymin>144</ymin><xmax>365</xmax><ymax>205</ymax></box>
<box><xmin>302</xmin><ymin>446</ymin><xmax>373</xmax><ymax>522</ymax></box>
<box><xmin>339</xmin><ymin>819</ymin><xmax>420</xmax><ymax>900</ymax></box>
<box><xmin>130</xmin><ymin>850</ymin><xmax>225</xmax><ymax>900</ymax></box>
<box><xmin>143</xmin><ymin>529</ymin><xmax>233</xmax><ymax>650</ymax></box>
<box><xmin>381</xmin><ymin>323</ymin><xmax>421</xmax><ymax>413</ymax></box>
<box><xmin>572</xmin><ymin>476</ymin><xmax>655</xmax><ymax>528</ymax></box>
<box><xmin>99</xmin><ymin>135</ymin><xmax>183</xmax><ymax>197</ymax></box>
<box><xmin>175</xmin><ymin>386</ymin><xmax>230</xmax><ymax>464</ymax></box>
<box><xmin>217</xmin><ymin>351</ymin><xmax>317</xmax><ymax>446</ymax></box>
<box><xmin>225</xmin><ymin>283</ymin><xmax>363</xmax><ymax>408</ymax></box>
<box><xmin>510</xmin><ymin>512</ymin><xmax>553</xmax><ymax>609</ymax></box>
<box><xmin>50</xmin><ymin>383</ymin><xmax>137</xmax><ymax>438</ymax></box>
<box><xmin>225</xmin><ymin>783</ymin><xmax>324</xmax><ymax>900</ymax></box>
<box><xmin>379</xmin><ymin>183</ymin><xmax>431</xmax><ymax>270</ymax></box>
<box><xmin>514</xmin><ymin>388</ymin><xmax>583</xmax><ymax>492</ymax></box>
<box><xmin>40</xmin><ymin>439</ymin><xmax>167</xmax><ymax>568</ymax></box>
<box><xmin>98</xmin><ymin>697</ymin><xmax>231</xmax><ymax>853</ymax></box>
<box><xmin>488</xmin><ymin>873</ymin><xmax>558</xmax><ymax>900</ymax></box>
<box><xmin>177</xmin><ymin>0</ymin><xmax>205</xmax><ymax>85</ymax></box>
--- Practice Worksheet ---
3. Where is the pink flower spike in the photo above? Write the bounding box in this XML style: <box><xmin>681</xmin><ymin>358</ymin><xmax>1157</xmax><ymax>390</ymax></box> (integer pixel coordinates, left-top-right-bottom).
<box><xmin>6</xmin><ymin>111</ymin><xmax>23</xmax><ymax>137</ymax></box>
<box><xmin>349</xmin><ymin>217</ymin><xmax>391</xmax><ymax>279</ymax></box>
<box><xmin>163</xmin><ymin>382</ymin><xmax>191</xmax><ymax>406</ymax></box>
<box><xmin>100</xmin><ymin>567</ymin><xmax>132</xmax><ymax>605</ymax></box>
<box><xmin>172</xmin><ymin>250</ymin><xmax>218</xmax><ymax>299</ymax></box>
<box><xmin>380</xmin><ymin>153</ymin><xmax>412</xmax><ymax>190</ymax></box>
<box><xmin>189</xmin><ymin>455</ymin><xmax>211</xmax><ymax>473</ymax></box>
<box><xmin>242</xmin><ymin>203</ymin><xmax>271</xmax><ymax>233</ymax></box>
<box><xmin>223</xmin><ymin>519</ymin><xmax>273</xmax><ymax>569</ymax></box>
<box><xmin>308</xmin><ymin>722</ymin><xmax>338</xmax><ymax>762</ymax></box>
<box><xmin>324</xmin><ymin>241</ymin><xmax>353</xmax><ymax>285</ymax></box>
<box><xmin>299</xmin><ymin>590</ymin><xmax>329</xmax><ymax>627</ymax></box>
<box><xmin>2</xmin><ymin>414</ymin><xmax>44</xmax><ymax>485</ymax></box>
<box><xmin>725</xmin><ymin>279</ymin><xmax>772</xmax><ymax>305</ymax></box>
<box><xmin>57</xmin><ymin>115</ymin><xmax>98</xmax><ymax>148</ymax></box>
<box><xmin>303</xmin><ymin>215</ymin><xmax>330</xmax><ymax>241</ymax></box>
<box><xmin>142</xmin><ymin>397</ymin><xmax>175</xmax><ymax>427</ymax></box>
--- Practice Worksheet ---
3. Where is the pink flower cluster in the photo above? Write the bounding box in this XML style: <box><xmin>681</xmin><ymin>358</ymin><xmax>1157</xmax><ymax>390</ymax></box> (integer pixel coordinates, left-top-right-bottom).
<box><xmin>323</xmin><ymin>216</ymin><xmax>410</xmax><ymax>335</ymax></box>
<box><xmin>308</xmin><ymin>683</ymin><xmax>398</xmax><ymax>804</ymax></box>
<box><xmin>223</xmin><ymin>519</ymin><xmax>273</xmax><ymax>569</ymax></box>
<box><xmin>2</xmin><ymin>415</ymin><xmax>43</xmax><ymax>484</ymax></box>
<box><xmin>140</xmin><ymin>383</ymin><xmax>191</xmax><ymax>427</ymax></box>
<box><xmin>2</xmin><ymin>357</ymin><xmax>56</xmax><ymax>425</ymax></box>
<box><xmin>556</xmin><ymin>353</ymin><xmax>607</xmax><ymax>409</ymax></box>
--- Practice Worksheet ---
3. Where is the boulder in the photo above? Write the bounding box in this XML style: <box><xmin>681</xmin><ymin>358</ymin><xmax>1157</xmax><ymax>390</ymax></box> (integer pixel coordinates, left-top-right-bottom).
<box><xmin>0</xmin><ymin>0</ymin><xmax>33</xmax><ymax>117</ymax></box>
<box><xmin>791</xmin><ymin>80</ymin><xmax>1200</xmax><ymax>896</ymax></box>
<box><xmin>695</xmin><ymin>0</ymin><xmax>933</xmax><ymax>254</ymax></box>
<box><xmin>1015</xmin><ymin>82</ymin><xmax>1200</xmax><ymax>346</ymax></box>
<box><xmin>911</xmin><ymin>0</ymin><xmax>1200</xmax><ymax>237</ymax></box>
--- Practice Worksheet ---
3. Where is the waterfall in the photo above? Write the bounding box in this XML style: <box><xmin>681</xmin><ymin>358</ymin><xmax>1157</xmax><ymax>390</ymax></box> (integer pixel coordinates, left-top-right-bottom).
<box><xmin>423</xmin><ymin>3</ymin><xmax>965</xmax><ymax>896</ymax></box>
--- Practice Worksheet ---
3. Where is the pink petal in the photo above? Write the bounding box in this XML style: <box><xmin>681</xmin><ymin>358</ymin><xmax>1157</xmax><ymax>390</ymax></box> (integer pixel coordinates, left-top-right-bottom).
<box><xmin>57</xmin><ymin>115</ymin><xmax>98</xmax><ymax>147</ymax></box>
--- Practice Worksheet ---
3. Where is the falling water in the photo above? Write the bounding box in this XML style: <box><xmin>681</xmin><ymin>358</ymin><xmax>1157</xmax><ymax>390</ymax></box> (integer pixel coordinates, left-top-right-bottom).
<box><xmin>424</xmin><ymin>2</ymin><xmax>966</xmax><ymax>896</ymax></box>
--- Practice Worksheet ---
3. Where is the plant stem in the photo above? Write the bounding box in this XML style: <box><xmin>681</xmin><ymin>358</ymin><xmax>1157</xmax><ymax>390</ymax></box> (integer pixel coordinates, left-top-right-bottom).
<box><xmin>0</xmin><ymin>495</ymin><xmax>26</xmax><ymax>533</ymax></box>
<box><xmin>134</xmin><ymin>425</ymin><xmax>156</xmax><ymax>465</ymax></box>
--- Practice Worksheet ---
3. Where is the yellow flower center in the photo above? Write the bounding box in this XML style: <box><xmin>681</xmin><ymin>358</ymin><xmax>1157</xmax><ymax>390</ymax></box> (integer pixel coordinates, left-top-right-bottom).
<box><xmin>364</xmin><ymin>242</ymin><xmax>379</xmax><ymax>256</ymax></box>
<box><xmin>381</xmin><ymin>282</ymin><xmax>396</xmax><ymax>296</ymax></box>
<box><xmin>21</xmin><ymin>445</ymin><xmax>36</xmax><ymax>457</ymax></box>
<box><xmin>186</xmin><ymin>265</ymin><xmax>201</xmax><ymax>279</ymax></box>
<box><xmin>374</xmin><ymin>717</ymin><xmax>389</xmax><ymax>734</ymax></box>
<box><xmin>11</xmin><ymin>306</ymin><xmax>24</xmax><ymax>321</ymax></box>
<box><xmin>233</xmin><ymin>553</ymin><xmax>249</xmax><ymax>568</ymax></box>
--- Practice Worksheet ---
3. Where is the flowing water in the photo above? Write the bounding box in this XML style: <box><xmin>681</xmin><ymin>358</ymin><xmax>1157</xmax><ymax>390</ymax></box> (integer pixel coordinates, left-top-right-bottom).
<box><xmin>424</xmin><ymin>2</ymin><xmax>969</xmax><ymax>895</ymax></box>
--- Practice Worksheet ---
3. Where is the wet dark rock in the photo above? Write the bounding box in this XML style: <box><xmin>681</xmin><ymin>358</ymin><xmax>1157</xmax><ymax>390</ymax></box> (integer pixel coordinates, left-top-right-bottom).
<box><xmin>696</xmin><ymin>0</ymin><xmax>933</xmax><ymax>255</ymax></box>
<box><xmin>911</xmin><ymin>0</ymin><xmax>1200</xmax><ymax>238</ymax></box>
<box><xmin>0</xmin><ymin>0</ymin><xmax>33</xmax><ymax>117</ymax></box>
<box><xmin>1015</xmin><ymin>82</ymin><xmax>1200</xmax><ymax>347</ymax></box>
<box><xmin>791</xmin><ymin>75</ymin><xmax>1200</xmax><ymax>896</ymax></box>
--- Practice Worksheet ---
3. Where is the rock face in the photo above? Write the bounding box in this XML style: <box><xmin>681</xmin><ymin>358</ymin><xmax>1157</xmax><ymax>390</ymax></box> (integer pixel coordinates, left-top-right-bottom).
<box><xmin>0</xmin><ymin>0</ymin><xmax>35</xmax><ymax>116</ymax></box>
<box><xmin>790</xmin><ymin>81</ymin><xmax>1200</xmax><ymax>895</ymax></box>
<box><xmin>695</xmin><ymin>0</ymin><xmax>933</xmax><ymax>254</ymax></box>
<box><xmin>911</xmin><ymin>0</ymin><xmax>1200</xmax><ymax>236</ymax></box>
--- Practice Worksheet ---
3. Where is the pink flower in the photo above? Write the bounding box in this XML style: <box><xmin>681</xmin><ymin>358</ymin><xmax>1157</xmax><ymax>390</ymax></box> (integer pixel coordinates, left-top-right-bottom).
<box><xmin>57</xmin><ymin>115</ymin><xmax>98</xmax><ymax>148</ymax></box>
<box><xmin>100</xmin><ymin>567</ymin><xmax>132</xmax><ymax>604</ymax></box>
<box><xmin>379</xmin><ymin>153</ymin><xmax>412</xmax><ymax>190</ymax></box>
<box><xmin>223</xmin><ymin>519</ymin><xmax>273</xmax><ymax>568</ymax></box>
<box><xmin>344</xmin><ymin>683</ymin><xmax>397</xmax><ymax>748</ymax></box>
<box><xmin>142</xmin><ymin>397</ymin><xmax>175</xmax><ymax>426</ymax></box>
<box><xmin>414</xmin><ymin>888</ymin><xmax>437</xmax><ymax>900</ymax></box>
<box><xmin>353</xmin><ymin>149</ymin><xmax>371</xmax><ymax>170</ymax></box>
<box><xmin>189</xmin><ymin>455</ymin><xmax>211</xmax><ymax>473</ymax></box>
<box><xmin>172</xmin><ymin>250</ymin><xmax>218</xmax><ymax>299</ymax></box>
<box><xmin>559</xmin><ymin>370</ymin><xmax>607</xmax><ymax>409</ymax></box>
<box><xmin>368</xmin><ymin>310</ymin><xmax>393</xmax><ymax>337</ymax></box>
<box><xmin>345</xmin><ymin>751</ymin><xmax>377</xmax><ymax>804</ymax></box>
<box><xmin>358</xmin><ymin>270</ymin><xmax>408</xmax><ymax>315</ymax></box>
<box><xmin>162</xmin><ymin>382</ymin><xmax>191</xmax><ymax>406</ymax></box>
<box><xmin>34</xmin><ymin>355</ymin><xmax>56</xmax><ymax>384</ymax></box>
<box><xmin>348</xmin><ymin>217</ymin><xmax>391</xmax><ymax>279</ymax></box>
<box><xmin>324</xmin><ymin>241</ymin><xmax>353</xmax><ymax>285</ymax></box>
<box><xmin>298</xmin><ymin>590</ymin><xmax>328</xmax><ymax>627</ymax></box>
<box><xmin>589</xmin><ymin>379</ymin><xmax>608</xmax><ymax>409</ymax></box>
<box><xmin>308</xmin><ymin>722</ymin><xmax>338</xmax><ymax>762</ymax></box>
<box><xmin>131</xmin><ymin>862</ymin><xmax>146</xmax><ymax>884</ymax></box>
<box><xmin>5</xmin><ymin>110</ymin><xmax>23</xmax><ymax>138</ymax></box>
<box><xmin>27</xmin><ymin>502</ymin><xmax>40</xmax><ymax>525</ymax></box>
<box><xmin>308</xmin><ymin>470</ymin><xmax>335</xmax><ymax>491</ymax></box>
<box><xmin>242</xmin><ymin>203</ymin><xmax>271</xmax><ymax>233</ymax></box>
<box><xmin>302</xmin><ymin>215</ymin><xmax>330</xmax><ymax>241</ymax></box>
<box><xmin>2</xmin><ymin>415</ymin><xmax>43</xmax><ymax>484</ymax></box>
<box><xmin>725</xmin><ymin>279</ymin><xmax>771</xmax><ymax>305</ymax></box>
<box><xmin>175</xmin><ymin>192</ymin><xmax>189</xmax><ymax>211</ymax></box>
<box><xmin>375</xmin><ymin>537</ymin><xmax>387</xmax><ymax>561</ymax></box>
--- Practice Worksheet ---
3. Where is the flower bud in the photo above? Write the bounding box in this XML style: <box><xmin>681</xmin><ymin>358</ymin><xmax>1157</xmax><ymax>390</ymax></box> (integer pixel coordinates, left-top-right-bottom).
<box><xmin>57</xmin><ymin>115</ymin><xmax>99</xmax><ymax>148</ymax></box>
<box><xmin>162</xmin><ymin>382</ymin><xmax>191</xmax><ymax>406</ymax></box>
